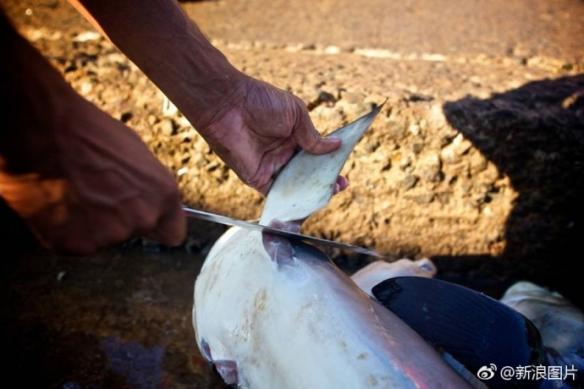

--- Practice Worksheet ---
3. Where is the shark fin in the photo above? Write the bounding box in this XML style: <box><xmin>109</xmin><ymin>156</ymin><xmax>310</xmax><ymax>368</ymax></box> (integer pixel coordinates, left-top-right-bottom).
<box><xmin>260</xmin><ymin>104</ymin><xmax>383</xmax><ymax>224</ymax></box>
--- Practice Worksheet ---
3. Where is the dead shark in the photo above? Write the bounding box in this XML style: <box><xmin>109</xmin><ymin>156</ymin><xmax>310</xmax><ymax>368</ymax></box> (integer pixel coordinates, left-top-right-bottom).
<box><xmin>351</xmin><ymin>258</ymin><xmax>437</xmax><ymax>296</ymax></box>
<box><xmin>192</xmin><ymin>106</ymin><xmax>472</xmax><ymax>388</ymax></box>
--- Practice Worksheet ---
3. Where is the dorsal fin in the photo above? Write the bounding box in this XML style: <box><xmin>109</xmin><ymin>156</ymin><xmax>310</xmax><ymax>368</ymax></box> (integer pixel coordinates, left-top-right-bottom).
<box><xmin>260</xmin><ymin>105</ymin><xmax>382</xmax><ymax>224</ymax></box>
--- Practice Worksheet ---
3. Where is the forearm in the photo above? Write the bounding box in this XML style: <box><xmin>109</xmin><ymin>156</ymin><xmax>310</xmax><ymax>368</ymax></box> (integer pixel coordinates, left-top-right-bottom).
<box><xmin>70</xmin><ymin>0</ymin><xmax>245</xmax><ymax>129</ymax></box>
<box><xmin>0</xmin><ymin>11</ymin><xmax>69</xmax><ymax>175</ymax></box>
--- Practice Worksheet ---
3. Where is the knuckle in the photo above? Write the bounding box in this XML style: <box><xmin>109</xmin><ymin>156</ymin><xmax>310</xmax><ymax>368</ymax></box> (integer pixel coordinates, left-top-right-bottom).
<box><xmin>135</xmin><ymin>208</ymin><xmax>159</xmax><ymax>232</ymax></box>
<box><xmin>42</xmin><ymin>228</ymin><xmax>94</xmax><ymax>255</ymax></box>
<box><xmin>96</xmin><ymin>226</ymin><xmax>132</xmax><ymax>249</ymax></box>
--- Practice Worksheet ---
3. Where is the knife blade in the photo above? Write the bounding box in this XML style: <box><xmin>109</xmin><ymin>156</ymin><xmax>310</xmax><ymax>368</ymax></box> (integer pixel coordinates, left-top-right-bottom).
<box><xmin>182</xmin><ymin>206</ymin><xmax>387</xmax><ymax>259</ymax></box>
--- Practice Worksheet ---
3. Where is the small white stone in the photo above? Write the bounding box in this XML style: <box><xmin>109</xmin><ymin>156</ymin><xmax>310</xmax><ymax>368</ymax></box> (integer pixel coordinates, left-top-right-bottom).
<box><xmin>323</xmin><ymin>45</ymin><xmax>341</xmax><ymax>55</ymax></box>
<box><xmin>420</xmin><ymin>53</ymin><xmax>447</xmax><ymax>62</ymax></box>
<box><xmin>162</xmin><ymin>95</ymin><xmax>178</xmax><ymax>117</ymax></box>
<box><xmin>73</xmin><ymin>31</ymin><xmax>101</xmax><ymax>43</ymax></box>
<box><xmin>80</xmin><ymin>81</ymin><xmax>93</xmax><ymax>95</ymax></box>
<box><xmin>408</xmin><ymin>123</ymin><xmax>420</xmax><ymax>136</ymax></box>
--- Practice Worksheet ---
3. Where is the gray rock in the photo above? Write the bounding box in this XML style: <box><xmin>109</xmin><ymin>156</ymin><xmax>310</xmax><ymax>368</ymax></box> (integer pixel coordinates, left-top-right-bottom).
<box><xmin>406</xmin><ymin>193</ymin><xmax>435</xmax><ymax>205</ymax></box>
<box><xmin>400</xmin><ymin>174</ymin><xmax>419</xmax><ymax>190</ymax></box>
<box><xmin>441</xmin><ymin>133</ymin><xmax>473</xmax><ymax>163</ymax></box>
<box><xmin>155</xmin><ymin>118</ymin><xmax>175</xmax><ymax>136</ymax></box>
<box><xmin>417</xmin><ymin>153</ymin><xmax>443</xmax><ymax>182</ymax></box>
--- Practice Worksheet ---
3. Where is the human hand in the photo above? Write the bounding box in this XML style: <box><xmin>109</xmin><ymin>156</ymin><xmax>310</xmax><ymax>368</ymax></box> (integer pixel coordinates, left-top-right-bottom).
<box><xmin>0</xmin><ymin>85</ymin><xmax>186</xmax><ymax>254</ymax></box>
<box><xmin>199</xmin><ymin>75</ymin><xmax>346</xmax><ymax>194</ymax></box>
<box><xmin>65</xmin><ymin>0</ymin><xmax>345</xmax><ymax>195</ymax></box>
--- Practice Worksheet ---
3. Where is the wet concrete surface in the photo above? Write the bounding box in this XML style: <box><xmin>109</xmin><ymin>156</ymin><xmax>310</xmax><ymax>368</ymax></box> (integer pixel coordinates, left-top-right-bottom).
<box><xmin>1</xmin><ymin>210</ymin><xmax>228</xmax><ymax>388</ymax></box>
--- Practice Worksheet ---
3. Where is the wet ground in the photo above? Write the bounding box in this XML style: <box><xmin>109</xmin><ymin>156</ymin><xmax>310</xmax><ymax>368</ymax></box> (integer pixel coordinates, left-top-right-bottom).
<box><xmin>1</xmin><ymin>212</ymin><xmax>229</xmax><ymax>388</ymax></box>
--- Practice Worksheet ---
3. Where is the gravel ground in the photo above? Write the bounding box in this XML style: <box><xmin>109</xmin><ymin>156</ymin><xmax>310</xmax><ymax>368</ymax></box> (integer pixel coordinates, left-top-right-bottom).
<box><xmin>1</xmin><ymin>0</ymin><xmax>583</xmax><ymax>387</ymax></box>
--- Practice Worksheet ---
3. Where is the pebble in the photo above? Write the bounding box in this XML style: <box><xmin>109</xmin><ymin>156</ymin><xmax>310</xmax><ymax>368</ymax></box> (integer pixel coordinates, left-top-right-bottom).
<box><xmin>162</xmin><ymin>95</ymin><xmax>178</xmax><ymax>117</ymax></box>
<box><xmin>147</xmin><ymin>115</ymin><xmax>157</xmax><ymax>126</ymax></box>
<box><xmin>323</xmin><ymin>45</ymin><xmax>341</xmax><ymax>55</ymax></box>
<box><xmin>73</xmin><ymin>31</ymin><xmax>101</xmax><ymax>43</ymax></box>
<box><xmin>400</xmin><ymin>174</ymin><xmax>419</xmax><ymax>190</ymax></box>
<box><xmin>156</xmin><ymin>119</ymin><xmax>175</xmax><ymax>136</ymax></box>
<box><xmin>469</xmin><ymin>151</ymin><xmax>488</xmax><ymax>174</ymax></box>
<box><xmin>411</xmin><ymin>143</ymin><xmax>424</xmax><ymax>154</ymax></box>
<box><xmin>311</xmin><ymin>105</ymin><xmax>343</xmax><ymax>124</ymax></box>
<box><xmin>340</xmin><ymin>90</ymin><xmax>366</xmax><ymax>104</ymax></box>
<box><xmin>407</xmin><ymin>193</ymin><xmax>435</xmax><ymax>205</ymax></box>
<box><xmin>337</xmin><ymin>100</ymin><xmax>371</xmax><ymax>118</ymax></box>
<box><xmin>398</xmin><ymin>154</ymin><xmax>413</xmax><ymax>170</ymax></box>
<box><xmin>80</xmin><ymin>81</ymin><xmax>93</xmax><ymax>95</ymax></box>
<box><xmin>408</xmin><ymin>123</ymin><xmax>420</xmax><ymax>136</ymax></box>
<box><xmin>417</xmin><ymin>152</ymin><xmax>443</xmax><ymax>182</ymax></box>
<box><xmin>427</xmin><ymin>104</ymin><xmax>447</xmax><ymax>129</ymax></box>
<box><xmin>441</xmin><ymin>133</ymin><xmax>473</xmax><ymax>163</ymax></box>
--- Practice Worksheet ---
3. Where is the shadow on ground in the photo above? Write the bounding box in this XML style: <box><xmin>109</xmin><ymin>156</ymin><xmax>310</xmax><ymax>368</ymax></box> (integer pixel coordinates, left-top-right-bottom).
<box><xmin>436</xmin><ymin>75</ymin><xmax>584</xmax><ymax>308</ymax></box>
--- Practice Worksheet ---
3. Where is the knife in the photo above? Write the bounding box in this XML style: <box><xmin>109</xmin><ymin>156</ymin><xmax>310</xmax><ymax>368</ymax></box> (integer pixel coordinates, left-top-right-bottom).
<box><xmin>182</xmin><ymin>206</ymin><xmax>387</xmax><ymax>259</ymax></box>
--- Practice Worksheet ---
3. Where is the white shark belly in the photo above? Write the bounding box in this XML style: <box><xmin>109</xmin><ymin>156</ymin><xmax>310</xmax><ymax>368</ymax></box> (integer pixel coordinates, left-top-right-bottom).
<box><xmin>194</xmin><ymin>228</ymin><xmax>467</xmax><ymax>388</ymax></box>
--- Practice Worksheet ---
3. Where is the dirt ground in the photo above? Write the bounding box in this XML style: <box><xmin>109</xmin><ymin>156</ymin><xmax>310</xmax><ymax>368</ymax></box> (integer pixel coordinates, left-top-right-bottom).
<box><xmin>1</xmin><ymin>0</ymin><xmax>583</xmax><ymax>387</ymax></box>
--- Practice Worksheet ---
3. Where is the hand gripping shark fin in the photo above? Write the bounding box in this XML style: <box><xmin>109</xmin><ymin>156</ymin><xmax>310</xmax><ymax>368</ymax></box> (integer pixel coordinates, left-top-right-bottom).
<box><xmin>372</xmin><ymin>277</ymin><xmax>546</xmax><ymax>387</ymax></box>
<box><xmin>260</xmin><ymin>103</ymin><xmax>383</xmax><ymax>225</ymax></box>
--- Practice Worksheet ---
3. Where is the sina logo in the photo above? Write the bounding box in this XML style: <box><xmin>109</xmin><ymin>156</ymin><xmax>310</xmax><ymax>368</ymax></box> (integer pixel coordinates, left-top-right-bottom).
<box><xmin>477</xmin><ymin>364</ymin><xmax>497</xmax><ymax>380</ymax></box>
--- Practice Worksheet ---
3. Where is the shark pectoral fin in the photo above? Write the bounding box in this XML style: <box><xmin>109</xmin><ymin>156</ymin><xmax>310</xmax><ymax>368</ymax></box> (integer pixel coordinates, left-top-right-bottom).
<box><xmin>372</xmin><ymin>277</ymin><xmax>545</xmax><ymax>385</ymax></box>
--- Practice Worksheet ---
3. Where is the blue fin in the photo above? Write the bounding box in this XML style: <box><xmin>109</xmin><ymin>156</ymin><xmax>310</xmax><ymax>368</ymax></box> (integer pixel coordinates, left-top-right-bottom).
<box><xmin>372</xmin><ymin>277</ymin><xmax>545</xmax><ymax>386</ymax></box>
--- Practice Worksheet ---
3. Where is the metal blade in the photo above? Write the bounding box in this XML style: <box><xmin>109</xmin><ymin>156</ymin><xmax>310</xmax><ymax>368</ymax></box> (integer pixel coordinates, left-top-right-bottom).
<box><xmin>182</xmin><ymin>206</ymin><xmax>387</xmax><ymax>259</ymax></box>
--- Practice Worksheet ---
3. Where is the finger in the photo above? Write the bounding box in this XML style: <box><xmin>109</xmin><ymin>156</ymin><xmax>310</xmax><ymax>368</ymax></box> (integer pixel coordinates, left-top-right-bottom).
<box><xmin>27</xmin><ymin>202</ymin><xmax>100</xmax><ymax>255</ymax></box>
<box><xmin>148</xmin><ymin>200</ymin><xmax>187</xmax><ymax>247</ymax></box>
<box><xmin>256</xmin><ymin>179</ymin><xmax>272</xmax><ymax>195</ymax></box>
<box><xmin>91</xmin><ymin>209</ymin><xmax>132</xmax><ymax>249</ymax></box>
<box><xmin>129</xmin><ymin>198</ymin><xmax>160</xmax><ymax>233</ymax></box>
<box><xmin>249</xmin><ymin>141</ymin><xmax>296</xmax><ymax>194</ymax></box>
<box><xmin>293</xmin><ymin>108</ymin><xmax>341</xmax><ymax>155</ymax></box>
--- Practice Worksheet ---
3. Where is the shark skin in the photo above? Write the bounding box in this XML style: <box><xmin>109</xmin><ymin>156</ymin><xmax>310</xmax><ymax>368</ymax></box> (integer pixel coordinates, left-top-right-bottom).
<box><xmin>193</xmin><ymin>107</ymin><xmax>470</xmax><ymax>389</ymax></box>
<box><xmin>351</xmin><ymin>258</ymin><xmax>437</xmax><ymax>297</ymax></box>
